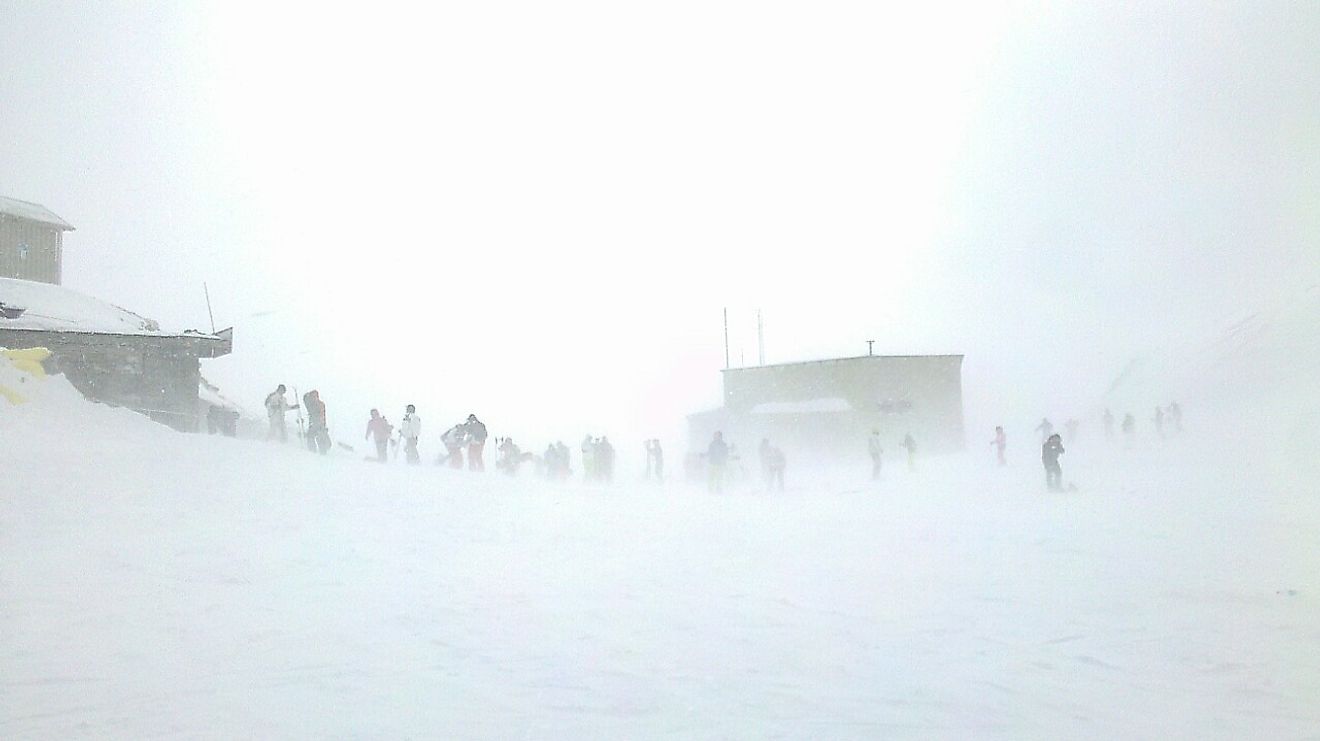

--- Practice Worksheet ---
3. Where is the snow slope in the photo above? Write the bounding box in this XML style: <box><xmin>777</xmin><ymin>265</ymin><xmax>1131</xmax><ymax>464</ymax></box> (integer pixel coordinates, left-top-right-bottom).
<box><xmin>2</xmin><ymin>359</ymin><xmax>1318</xmax><ymax>739</ymax></box>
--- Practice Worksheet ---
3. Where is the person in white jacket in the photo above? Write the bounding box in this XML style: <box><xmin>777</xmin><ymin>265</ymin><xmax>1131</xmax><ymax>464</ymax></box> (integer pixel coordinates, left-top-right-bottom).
<box><xmin>400</xmin><ymin>404</ymin><xmax>422</xmax><ymax>464</ymax></box>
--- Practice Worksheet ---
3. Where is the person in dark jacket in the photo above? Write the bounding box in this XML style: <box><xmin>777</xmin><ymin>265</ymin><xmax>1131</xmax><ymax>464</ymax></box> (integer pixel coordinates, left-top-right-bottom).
<box><xmin>707</xmin><ymin>431</ymin><xmax>729</xmax><ymax>493</ymax></box>
<box><xmin>465</xmin><ymin>414</ymin><xmax>487</xmax><ymax>471</ymax></box>
<box><xmin>1042</xmin><ymin>433</ymin><xmax>1065</xmax><ymax>492</ymax></box>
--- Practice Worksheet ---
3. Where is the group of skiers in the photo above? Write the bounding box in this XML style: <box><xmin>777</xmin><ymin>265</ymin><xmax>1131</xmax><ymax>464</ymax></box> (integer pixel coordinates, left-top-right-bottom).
<box><xmin>263</xmin><ymin>385</ymin><xmax>489</xmax><ymax>469</ymax></box>
<box><xmin>995</xmin><ymin>402</ymin><xmax>1186</xmax><ymax>491</ymax></box>
<box><xmin>264</xmin><ymin>382</ymin><xmax>1185</xmax><ymax>495</ymax></box>
<box><xmin>263</xmin><ymin>385</ymin><xmax>331</xmax><ymax>455</ymax></box>
<box><xmin>580</xmin><ymin>436</ymin><xmax>617</xmax><ymax>483</ymax></box>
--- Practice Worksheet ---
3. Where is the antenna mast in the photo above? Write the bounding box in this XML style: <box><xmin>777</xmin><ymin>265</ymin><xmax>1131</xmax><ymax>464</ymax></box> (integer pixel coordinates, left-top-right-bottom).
<box><xmin>723</xmin><ymin>307</ymin><xmax>730</xmax><ymax>369</ymax></box>
<box><xmin>203</xmin><ymin>282</ymin><xmax>217</xmax><ymax>334</ymax></box>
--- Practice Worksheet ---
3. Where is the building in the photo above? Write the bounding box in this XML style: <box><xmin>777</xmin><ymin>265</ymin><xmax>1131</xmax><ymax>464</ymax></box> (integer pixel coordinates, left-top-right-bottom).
<box><xmin>0</xmin><ymin>196</ymin><xmax>75</xmax><ymax>285</ymax></box>
<box><xmin>688</xmin><ymin>353</ymin><xmax>965</xmax><ymax>464</ymax></box>
<box><xmin>0</xmin><ymin>276</ymin><xmax>232</xmax><ymax>432</ymax></box>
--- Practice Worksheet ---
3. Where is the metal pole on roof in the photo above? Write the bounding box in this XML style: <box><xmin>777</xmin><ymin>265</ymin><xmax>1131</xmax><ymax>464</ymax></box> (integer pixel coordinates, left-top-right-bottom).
<box><xmin>204</xmin><ymin>282</ymin><xmax>216</xmax><ymax>334</ymax></box>
<box><xmin>723</xmin><ymin>307</ymin><xmax>730</xmax><ymax>369</ymax></box>
<box><xmin>867</xmin><ymin>339</ymin><xmax>875</xmax><ymax>356</ymax></box>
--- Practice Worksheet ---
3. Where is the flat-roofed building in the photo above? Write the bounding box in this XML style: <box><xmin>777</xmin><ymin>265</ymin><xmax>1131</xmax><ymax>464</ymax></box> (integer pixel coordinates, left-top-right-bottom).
<box><xmin>689</xmin><ymin>354</ymin><xmax>965</xmax><ymax>468</ymax></box>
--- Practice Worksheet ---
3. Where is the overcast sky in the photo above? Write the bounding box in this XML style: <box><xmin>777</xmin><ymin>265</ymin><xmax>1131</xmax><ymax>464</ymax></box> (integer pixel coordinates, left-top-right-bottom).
<box><xmin>2</xmin><ymin>1</ymin><xmax>1317</xmax><ymax>450</ymax></box>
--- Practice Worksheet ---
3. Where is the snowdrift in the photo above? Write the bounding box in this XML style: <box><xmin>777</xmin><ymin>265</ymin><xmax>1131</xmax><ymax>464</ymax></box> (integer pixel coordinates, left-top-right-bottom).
<box><xmin>2</xmin><ymin>346</ymin><xmax>1318</xmax><ymax>739</ymax></box>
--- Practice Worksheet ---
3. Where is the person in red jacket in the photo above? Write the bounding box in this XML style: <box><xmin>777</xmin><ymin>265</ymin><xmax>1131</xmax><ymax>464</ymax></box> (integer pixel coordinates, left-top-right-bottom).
<box><xmin>365</xmin><ymin>409</ymin><xmax>393</xmax><ymax>463</ymax></box>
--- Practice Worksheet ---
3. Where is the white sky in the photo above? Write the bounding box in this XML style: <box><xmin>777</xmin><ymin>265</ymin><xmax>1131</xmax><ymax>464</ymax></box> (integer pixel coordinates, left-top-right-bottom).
<box><xmin>2</xmin><ymin>1</ymin><xmax>1317</xmax><ymax>451</ymax></box>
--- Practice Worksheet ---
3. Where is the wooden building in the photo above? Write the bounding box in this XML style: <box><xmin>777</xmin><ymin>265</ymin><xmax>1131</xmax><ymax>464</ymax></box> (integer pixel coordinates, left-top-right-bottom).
<box><xmin>0</xmin><ymin>196</ymin><xmax>75</xmax><ymax>285</ymax></box>
<box><xmin>0</xmin><ymin>276</ymin><xmax>232</xmax><ymax>432</ymax></box>
<box><xmin>688</xmin><ymin>353</ymin><xmax>966</xmax><ymax>463</ymax></box>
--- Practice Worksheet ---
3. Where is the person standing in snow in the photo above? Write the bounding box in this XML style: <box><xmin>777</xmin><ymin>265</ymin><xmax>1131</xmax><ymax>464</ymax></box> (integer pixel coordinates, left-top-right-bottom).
<box><xmin>400</xmin><ymin>404</ymin><xmax>422</xmax><ymax>465</ymax></box>
<box><xmin>581</xmin><ymin>435</ymin><xmax>596</xmax><ymax>482</ymax></box>
<box><xmin>264</xmin><ymin>384</ymin><xmax>298</xmax><ymax>442</ymax></box>
<box><xmin>1153</xmin><ymin>406</ymin><xmax>1166</xmax><ymax>439</ymax></box>
<box><xmin>556</xmin><ymin>441</ymin><xmax>571</xmax><ymax>480</ymax></box>
<box><xmin>1168</xmin><ymin>401</ymin><xmax>1183</xmax><ymax>434</ymax></box>
<box><xmin>1103</xmin><ymin>409</ymin><xmax>1115</xmax><ymax>441</ymax></box>
<box><xmin>758</xmin><ymin>438</ymin><xmax>773</xmax><ymax>490</ymax></box>
<box><xmin>364</xmin><ymin>409</ymin><xmax>393</xmax><ymax>462</ymax></box>
<box><xmin>464</xmin><ymin>414</ymin><xmax>487</xmax><ymax>471</ymax></box>
<box><xmin>990</xmin><ymin>426</ymin><xmax>1007</xmax><ymax>466</ymax></box>
<box><xmin>496</xmin><ymin>437</ymin><xmax>521</xmax><ymax>475</ymax></box>
<box><xmin>650</xmin><ymin>439</ymin><xmax>664</xmax><ymax>483</ymax></box>
<box><xmin>766</xmin><ymin>444</ymin><xmax>786</xmax><ymax>492</ymax></box>
<box><xmin>900</xmin><ymin>433</ymin><xmax>917</xmax><ymax>472</ymax></box>
<box><xmin>868</xmin><ymin>429</ymin><xmax>884</xmax><ymax>480</ymax></box>
<box><xmin>707</xmin><ymin>431</ymin><xmax>729</xmax><ymax>493</ymax></box>
<box><xmin>441</xmin><ymin>422</ymin><xmax>466</xmax><ymax>468</ymax></box>
<box><xmin>645</xmin><ymin>439</ymin><xmax>660</xmax><ymax>481</ymax></box>
<box><xmin>303</xmin><ymin>390</ymin><xmax>330</xmax><ymax>454</ymax></box>
<box><xmin>597</xmin><ymin>436</ymin><xmax>615</xmax><ymax>483</ymax></box>
<box><xmin>1035</xmin><ymin>418</ymin><xmax>1054</xmax><ymax>443</ymax></box>
<box><xmin>1121</xmin><ymin>413</ymin><xmax>1136</xmax><ymax>448</ymax></box>
<box><xmin>1042</xmin><ymin>433</ymin><xmax>1065</xmax><ymax>492</ymax></box>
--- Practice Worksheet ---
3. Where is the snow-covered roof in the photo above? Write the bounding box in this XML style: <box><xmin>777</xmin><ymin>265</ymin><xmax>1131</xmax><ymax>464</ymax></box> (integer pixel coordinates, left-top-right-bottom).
<box><xmin>0</xmin><ymin>196</ymin><xmax>74</xmax><ymax>230</ymax></box>
<box><xmin>0</xmin><ymin>276</ymin><xmax>216</xmax><ymax>339</ymax></box>
<box><xmin>750</xmin><ymin>398</ymin><xmax>852</xmax><ymax>415</ymax></box>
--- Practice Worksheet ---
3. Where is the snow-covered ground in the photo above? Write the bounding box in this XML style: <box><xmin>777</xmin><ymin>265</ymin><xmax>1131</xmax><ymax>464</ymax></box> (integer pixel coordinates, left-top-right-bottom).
<box><xmin>2</xmin><ymin>357</ymin><xmax>1317</xmax><ymax>739</ymax></box>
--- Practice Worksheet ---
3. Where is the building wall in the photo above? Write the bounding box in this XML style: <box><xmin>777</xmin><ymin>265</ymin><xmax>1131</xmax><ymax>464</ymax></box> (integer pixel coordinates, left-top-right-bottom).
<box><xmin>703</xmin><ymin>355</ymin><xmax>965</xmax><ymax>458</ymax></box>
<box><xmin>0</xmin><ymin>331</ymin><xmax>205</xmax><ymax>432</ymax></box>
<box><xmin>0</xmin><ymin>215</ymin><xmax>64</xmax><ymax>284</ymax></box>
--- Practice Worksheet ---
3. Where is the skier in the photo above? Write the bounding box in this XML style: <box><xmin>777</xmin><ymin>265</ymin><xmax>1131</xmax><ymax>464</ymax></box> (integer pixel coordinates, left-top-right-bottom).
<box><xmin>1035</xmin><ymin>418</ymin><xmax>1054</xmax><ymax>443</ymax></box>
<box><xmin>556</xmin><ymin>441</ymin><xmax>571</xmax><ymax>480</ymax></box>
<box><xmin>649</xmin><ymin>439</ymin><xmax>664</xmax><ymax>483</ymax></box>
<box><xmin>264</xmin><ymin>384</ymin><xmax>298</xmax><ymax>442</ymax></box>
<box><xmin>581</xmin><ymin>435</ymin><xmax>596</xmax><ymax>482</ymax></box>
<box><xmin>868</xmin><ymin>429</ymin><xmax>883</xmax><ymax>480</ymax></box>
<box><xmin>440</xmin><ymin>422</ymin><xmax>466</xmax><ymax>468</ymax></box>
<box><xmin>758</xmin><ymin>438</ymin><xmax>773</xmax><ymax>490</ymax></box>
<box><xmin>597</xmin><ymin>436</ymin><xmax>615</xmax><ymax>483</ymax></box>
<box><xmin>766</xmin><ymin>444</ymin><xmax>786</xmax><ymax>492</ymax></box>
<box><xmin>465</xmin><ymin>414</ymin><xmax>487</xmax><ymax>471</ymax></box>
<box><xmin>707</xmin><ymin>431</ymin><xmax>729</xmax><ymax>493</ymax></box>
<box><xmin>1121</xmin><ymin>413</ymin><xmax>1136</xmax><ymax>448</ymax></box>
<box><xmin>1168</xmin><ymin>401</ymin><xmax>1183</xmax><ymax>434</ymax></box>
<box><xmin>900</xmin><ymin>433</ymin><xmax>917</xmax><ymax>472</ymax></box>
<box><xmin>400</xmin><ymin>404</ymin><xmax>422</xmax><ymax>465</ymax></box>
<box><xmin>303</xmin><ymin>390</ymin><xmax>330</xmax><ymax>454</ymax></box>
<box><xmin>1153</xmin><ymin>406</ymin><xmax>1166</xmax><ymax>438</ymax></box>
<box><xmin>1103</xmin><ymin>409</ymin><xmax>1115</xmax><ymax>441</ymax></box>
<box><xmin>990</xmin><ymin>426</ymin><xmax>1007</xmax><ymax>466</ymax></box>
<box><xmin>496</xmin><ymin>437</ymin><xmax>521</xmax><ymax>475</ymax></box>
<box><xmin>1042</xmin><ymin>433</ymin><xmax>1065</xmax><ymax>492</ymax></box>
<box><xmin>364</xmin><ymin>409</ymin><xmax>393</xmax><ymax>463</ymax></box>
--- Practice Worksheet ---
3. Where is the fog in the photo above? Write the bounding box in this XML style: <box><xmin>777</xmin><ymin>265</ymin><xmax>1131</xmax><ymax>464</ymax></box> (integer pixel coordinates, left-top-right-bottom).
<box><xmin>4</xmin><ymin>4</ymin><xmax>1320</xmax><ymax>736</ymax></box>
<box><xmin>5</xmin><ymin>1</ymin><xmax>1314</xmax><ymax>449</ymax></box>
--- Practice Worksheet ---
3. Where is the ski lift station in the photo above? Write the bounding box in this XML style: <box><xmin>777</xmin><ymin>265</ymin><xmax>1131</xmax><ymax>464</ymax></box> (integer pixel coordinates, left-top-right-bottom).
<box><xmin>0</xmin><ymin>196</ymin><xmax>234</xmax><ymax>432</ymax></box>
<box><xmin>688</xmin><ymin>352</ymin><xmax>966</xmax><ymax>462</ymax></box>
